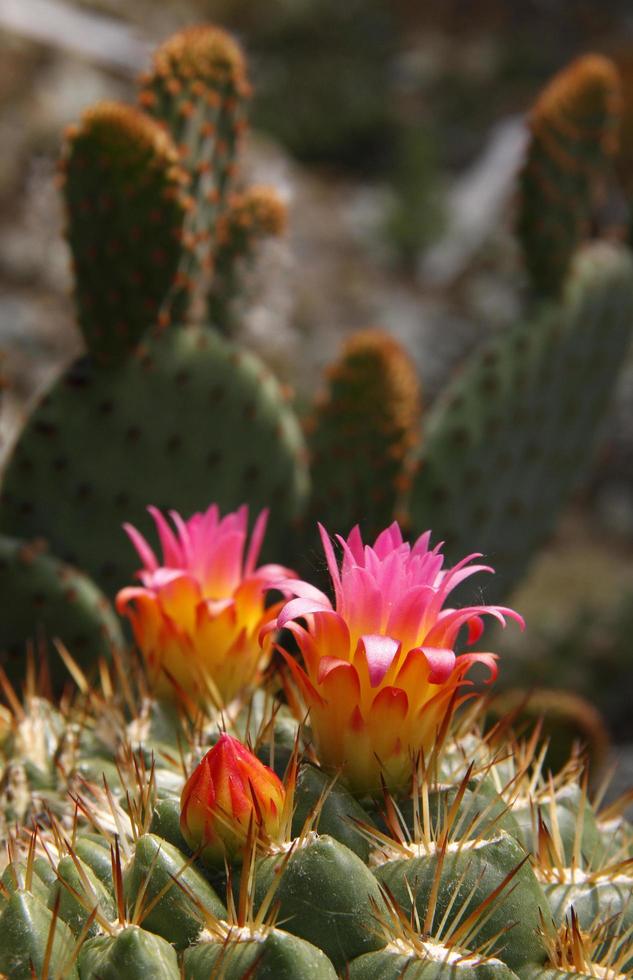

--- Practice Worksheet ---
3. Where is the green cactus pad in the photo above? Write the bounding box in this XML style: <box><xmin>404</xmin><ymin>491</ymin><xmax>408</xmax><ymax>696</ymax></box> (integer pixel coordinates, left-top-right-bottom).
<box><xmin>0</xmin><ymin>325</ymin><xmax>308</xmax><ymax>596</ymax></box>
<box><xmin>517</xmin><ymin>54</ymin><xmax>621</xmax><ymax>297</ymax></box>
<box><xmin>123</xmin><ymin>834</ymin><xmax>225</xmax><ymax>950</ymax></box>
<box><xmin>374</xmin><ymin>831</ymin><xmax>548</xmax><ymax>973</ymax></box>
<box><xmin>61</xmin><ymin>102</ymin><xmax>191</xmax><ymax>364</ymax></box>
<box><xmin>307</xmin><ymin>329</ymin><xmax>421</xmax><ymax>544</ymax></box>
<box><xmin>410</xmin><ymin>242</ymin><xmax>633</xmax><ymax>603</ymax></box>
<box><xmin>183</xmin><ymin>927</ymin><xmax>337</xmax><ymax>979</ymax></box>
<box><xmin>139</xmin><ymin>25</ymin><xmax>251</xmax><ymax>320</ymax></box>
<box><xmin>0</xmin><ymin>537</ymin><xmax>123</xmax><ymax>690</ymax></box>
<box><xmin>77</xmin><ymin>925</ymin><xmax>179</xmax><ymax>979</ymax></box>
<box><xmin>252</xmin><ymin>834</ymin><xmax>387</xmax><ymax>969</ymax></box>
<box><xmin>0</xmin><ymin>890</ymin><xmax>79</xmax><ymax>980</ymax></box>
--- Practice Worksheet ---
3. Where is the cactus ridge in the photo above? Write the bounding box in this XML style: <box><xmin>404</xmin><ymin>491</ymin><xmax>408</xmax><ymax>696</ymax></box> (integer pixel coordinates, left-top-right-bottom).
<box><xmin>0</xmin><ymin>326</ymin><xmax>309</xmax><ymax>596</ymax></box>
<box><xmin>517</xmin><ymin>54</ymin><xmax>621</xmax><ymax>297</ymax></box>
<box><xmin>61</xmin><ymin>102</ymin><xmax>192</xmax><ymax>364</ymax></box>
<box><xmin>307</xmin><ymin>328</ymin><xmax>422</xmax><ymax>543</ymax></box>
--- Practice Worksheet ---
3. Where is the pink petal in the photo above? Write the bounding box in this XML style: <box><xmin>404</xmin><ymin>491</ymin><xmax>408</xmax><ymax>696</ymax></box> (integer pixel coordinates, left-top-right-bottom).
<box><xmin>123</xmin><ymin>523</ymin><xmax>158</xmax><ymax>572</ymax></box>
<box><xmin>372</xmin><ymin>521</ymin><xmax>403</xmax><ymax>557</ymax></box>
<box><xmin>467</xmin><ymin>616</ymin><xmax>484</xmax><ymax>645</ymax></box>
<box><xmin>278</xmin><ymin>579</ymin><xmax>332</xmax><ymax>604</ymax></box>
<box><xmin>318</xmin><ymin>524</ymin><xmax>342</xmax><ymax>606</ymax></box>
<box><xmin>277</xmin><ymin>595</ymin><xmax>334</xmax><ymax>629</ymax></box>
<box><xmin>317</xmin><ymin>656</ymin><xmax>353</xmax><ymax>684</ymax></box>
<box><xmin>147</xmin><ymin>506</ymin><xmax>182</xmax><ymax>566</ymax></box>
<box><xmin>357</xmin><ymin>634</ymin><xmax>400</xmax><ymax>688</ymax></box>
<box><xmin>455</xmin><ymin>651</ymin><xmax>498</xmax><ymax>684</ymax></box>
<box><xmin>244</xmin><ymin>508</ymin><xmax>268</xmax><ymax>576</ymax></box>
<box><xmin>417</xmin><ymin>646</ymin><xmax>456</xmax><ymax>684</ymax></box>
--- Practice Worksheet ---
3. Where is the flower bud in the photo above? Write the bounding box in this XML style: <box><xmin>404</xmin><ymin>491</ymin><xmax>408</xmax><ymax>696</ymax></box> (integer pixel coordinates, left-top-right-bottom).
<box><xmin>180</xmin><ymin>734</ymin><xmax>285</xmax><ymax>866</ymax></box>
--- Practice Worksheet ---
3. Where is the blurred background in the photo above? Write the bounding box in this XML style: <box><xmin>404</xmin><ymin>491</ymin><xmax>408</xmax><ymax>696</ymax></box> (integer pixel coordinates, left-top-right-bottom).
<box><xmin>0</xmin><ymin>1</ymin><xmax>632</xmax><ymax>783</ymax></box>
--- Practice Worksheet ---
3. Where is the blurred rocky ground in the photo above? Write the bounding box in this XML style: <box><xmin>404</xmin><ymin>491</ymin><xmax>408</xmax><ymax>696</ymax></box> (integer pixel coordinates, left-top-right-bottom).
<box><xmin>0</xmin><ymin>0</ymin><xmax>633</xmax><ymax>767</ymax></box>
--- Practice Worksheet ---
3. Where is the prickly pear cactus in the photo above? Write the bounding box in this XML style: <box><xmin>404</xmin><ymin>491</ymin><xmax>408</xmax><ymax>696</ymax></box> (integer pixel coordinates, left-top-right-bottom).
<box><xmin>410</xmin><ymin>242</ymin><xmax>633</xmax><ymax>603</ymax></box>
<box><xmin>517</xmin><ymin>54</ymin><xmax>621</xmax><ymax>298</ymax></box>
<box><xmin>0</xmin><ymin>536</ymin><xmax>122</xmax><ymax>691</ymax></box>
<box><xmin>306</xmin><ymin>329</ymin><xmax>421</xmax><ymax>543</ymax></box>
<box><xmin>0</xmin><ymin>327</ymin><xmax>308</xmax><ymax>596</ymax></box>
<box><xmin>61</xmin><ymin>103</ymin><xmax>192</xmax><ymax>365</ymax></box>
<box><xmin>138</xmin><ymin>25</ymin><xmax>252</xmax><ymax>320</ymax></box>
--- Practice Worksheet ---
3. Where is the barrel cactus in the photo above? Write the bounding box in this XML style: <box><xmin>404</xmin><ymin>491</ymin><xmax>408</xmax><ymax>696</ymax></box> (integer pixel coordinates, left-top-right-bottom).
<box><xmin>0</xmin><ymin>515</ymin><xmax>631</xmax><ymax>977</ymax></box>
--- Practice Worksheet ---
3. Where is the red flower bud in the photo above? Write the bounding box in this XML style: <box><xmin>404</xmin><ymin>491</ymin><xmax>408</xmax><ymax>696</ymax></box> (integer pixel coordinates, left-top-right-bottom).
<box><xmin>180</xmin><ymin>734</ymin><xmax>285</xmax><ymax>866</ymax></box>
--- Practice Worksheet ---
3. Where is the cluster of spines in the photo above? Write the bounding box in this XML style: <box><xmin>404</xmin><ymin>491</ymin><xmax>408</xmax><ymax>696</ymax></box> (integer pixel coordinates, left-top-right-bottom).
<box><xmin>306</xmin><ymin>329</ymin><xmax>421</xmax><ymax>543</ymax></box>
<box><xmin>60</xmin><ymin>102</ymin><xmax>192</xmax><ymax>364</ymax></box>
<box><xmin>517</xmin><ymin>53</ymin><xmax>621</xmax><ymax>298</ymax></box>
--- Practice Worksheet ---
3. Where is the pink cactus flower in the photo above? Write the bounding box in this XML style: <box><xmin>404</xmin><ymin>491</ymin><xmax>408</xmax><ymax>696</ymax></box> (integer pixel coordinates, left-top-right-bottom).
<box><xmin>116</xmin><ymin>504</ymin><xmax>292</xmax><ymax>704</ymax></box>
<box><xmin>269</xmin><ymin>522</ymin><xmax>524</xmax><ymax>797</ymax></box>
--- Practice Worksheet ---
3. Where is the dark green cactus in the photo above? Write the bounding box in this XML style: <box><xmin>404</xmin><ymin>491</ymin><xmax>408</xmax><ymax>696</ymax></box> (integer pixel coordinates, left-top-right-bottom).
<box><xmin>0</xmin><ymin>536</ymin><xmax>123</xmax><ymax>690</ymax></box>
<box><xmin>0</xmin><ymin>326</ymin><xmax>308</xmax><ymax>596</ymax></box>
<box><xmin>306</xmin><ymin>329</ymin><xmax>421</xmax><ymax>543</ymax></box>
<box><xmin>61</xmin><ymin>102</ymin><xmax>192</xmax><ymax>365</ymax></box>
<box><xmin>517</xmin><ymin>54</ymin><xmax>621</xmax><ymax>298</ymax></box>
<box><xmin>410</xmin><ymin>242</ymin><xmax>633</xmax><ymax>604</ymax></box>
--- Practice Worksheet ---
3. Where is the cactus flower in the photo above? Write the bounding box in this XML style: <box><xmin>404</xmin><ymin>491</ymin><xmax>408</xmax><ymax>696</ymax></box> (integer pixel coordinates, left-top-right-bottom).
<box><xmin>180</xmin><ymin>733</ymin><xmax>285</xmax><ymax>865</ymax></box>
<box><xmin>116</xmin><ymin>504</ymin><xmax>292</xmax><ymax>704</ymax></box>
<box><xmin>271</xmin><ymin>523</ymin><xmax>524</xmax><ymax>797</ymax></box>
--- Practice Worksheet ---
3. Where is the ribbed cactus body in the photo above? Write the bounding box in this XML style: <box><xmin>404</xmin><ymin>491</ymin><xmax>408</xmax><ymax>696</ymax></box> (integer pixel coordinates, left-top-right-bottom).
<box><xmin>374</xmin><ymin>832</ymin><xmax>548</xmax><ymax>973</ymax></box>
<box><xmin>348</xmin><ymin>948</ymin><xmax>519</xmax><ymax>979</ymax></box>
<box><xmin>252</xmin><ymin>834</ymin><xmax>388</xmax><ymax>969</ymax></box>
<box><xmin>0</xmin><ymin>890</ymin><xmax>79</xmax><ymax>979</ymax></box>
<box><xmin>183</xmin><ymin>927</ymin><xmax>337</xmax><ymax>979</ymax></box>
<box><xmin>123</xmin><ymin>834</ymin><xmax>225</xmax><ymax>950</ymax></box>
<box><xmin>78</xmin><ymin>926</ymin><xmax>180</xmax><ymax>979</ymax></box>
